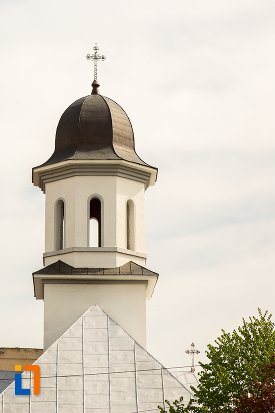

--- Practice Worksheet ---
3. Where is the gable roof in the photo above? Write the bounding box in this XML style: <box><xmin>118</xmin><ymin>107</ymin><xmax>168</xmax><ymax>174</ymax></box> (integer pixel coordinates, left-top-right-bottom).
<box><xmin>0</xmin><ymin>305</ymin><xmax>193</xmax><ymax>412</ymax></box>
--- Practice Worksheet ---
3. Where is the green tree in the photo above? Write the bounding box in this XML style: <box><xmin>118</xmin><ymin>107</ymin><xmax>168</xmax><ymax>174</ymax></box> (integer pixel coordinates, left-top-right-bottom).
<box><xmin>158</xmin><ymin>397</ymin><xmax>199</xmax><ymax>413</ymax></box>
<box><xmin>233</xmin><ymin>359</ymin><xmax>275</xmax><ymax>413</ymax></box>
<box><xmin>159</xmin><ymin>310</ymin><xmax>275</xmax><ymax>413</ymax></box>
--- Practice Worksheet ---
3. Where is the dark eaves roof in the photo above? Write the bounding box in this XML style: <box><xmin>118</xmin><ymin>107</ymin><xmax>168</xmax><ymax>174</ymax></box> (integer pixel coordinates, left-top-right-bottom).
<box><xmin>38</xmin><ymin>94</ymin><xmax>153</xmax><ymax>169</ymax></box>
<box><xmin>33</xmin><ymin>260</ymin><xmax>158</xmax><ymax>277</ymax></box>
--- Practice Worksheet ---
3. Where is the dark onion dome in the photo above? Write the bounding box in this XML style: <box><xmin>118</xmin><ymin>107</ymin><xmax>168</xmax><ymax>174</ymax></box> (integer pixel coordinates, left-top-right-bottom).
<box><xmin>41</xmin><ymin>90</ymin><xmax>148</xmax><ymax>167</ymax></box>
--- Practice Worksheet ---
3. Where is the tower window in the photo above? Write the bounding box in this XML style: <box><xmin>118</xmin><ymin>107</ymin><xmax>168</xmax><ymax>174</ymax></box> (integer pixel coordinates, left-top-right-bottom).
<box><xmin>89</xmin><ymin>198</ymin><xmax>101</xmax><ymax>247</ymax></box>
<box><xmin>55</xmin><ymin>200</ymin><xmax>65</xmax><ymax>250</ymax></box>
<box><xmin>127</xmin><ymin>200</ymin><xmax>135</xmax><ymax>250</ymax></box>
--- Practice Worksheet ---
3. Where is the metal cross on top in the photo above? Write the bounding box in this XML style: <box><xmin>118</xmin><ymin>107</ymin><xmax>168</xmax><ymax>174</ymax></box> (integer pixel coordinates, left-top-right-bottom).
<box><xmin>185</xmin><ymin>342</ymin><xmax>200</xmax><ymax>373</ymax></box>
<box><xmin>86</xmin><ymin>43</ymin><xmax>106</xmax><ymax>82</ymax></box>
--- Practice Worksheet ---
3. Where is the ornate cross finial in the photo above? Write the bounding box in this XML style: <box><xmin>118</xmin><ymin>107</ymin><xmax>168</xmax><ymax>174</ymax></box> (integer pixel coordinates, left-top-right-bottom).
<box><xmin>86</xmin><ymin>43</ymin><xmax>106</xmax><ymax>94</ymax></box>
<box><xmin>185</xmin><ymin>342</ymin><xmax>200</xmax><ymax>373</ymax></box>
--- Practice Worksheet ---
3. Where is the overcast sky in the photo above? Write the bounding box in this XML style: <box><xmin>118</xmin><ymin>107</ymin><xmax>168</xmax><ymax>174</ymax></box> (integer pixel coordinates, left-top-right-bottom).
<box><xmin>0</xmin><ymin>0</ymin><xmax>274</xmax><ymax>370</ymax></box>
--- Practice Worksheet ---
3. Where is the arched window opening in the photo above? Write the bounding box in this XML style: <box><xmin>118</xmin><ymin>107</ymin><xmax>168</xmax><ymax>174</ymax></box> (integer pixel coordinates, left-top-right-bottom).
<box><xmin>89</xmin><ymin>198</ymin><xmax>101</xmax><ymax>247</ymax></box>
<box><xmin>55</xmin><ymin>200</ymin><xmax>65</xmax><ymax>250</ymax></box>
<box><xmin>127</xmin><ymin>200</ymin><xmax>135</xmax><ymax>250</ymax></box>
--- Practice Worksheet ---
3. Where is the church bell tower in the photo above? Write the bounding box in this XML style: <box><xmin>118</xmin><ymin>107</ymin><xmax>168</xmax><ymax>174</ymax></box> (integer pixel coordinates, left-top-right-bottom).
<box><xmin>32</xmin><ymin>46</ymin><xmax>158</xmax><ymax>350</ymax></box>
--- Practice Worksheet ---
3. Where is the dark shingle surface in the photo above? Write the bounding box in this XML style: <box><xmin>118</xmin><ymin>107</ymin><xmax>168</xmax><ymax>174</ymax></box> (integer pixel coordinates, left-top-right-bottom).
<box><xmin>36</xmin><ymin>94</ymin><xmax>153</xmax><ymax>169</ymax></box>
<box><xmin>0</xmin><ymin>371</ymin><xmax>14</xmax><ymax>393</ymax></box>
<box><xmin>33</xmin><ymin>260</ymin><xmax>158</xmax><ymax>277</ymax></box>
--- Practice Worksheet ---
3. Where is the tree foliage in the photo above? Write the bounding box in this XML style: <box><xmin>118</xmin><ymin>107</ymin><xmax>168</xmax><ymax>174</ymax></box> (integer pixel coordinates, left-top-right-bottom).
<box><xmin>159</xmin><ymin>310</ymin><xmax>275</xmax><ymax>413</ymax></box>
<box><xmin>195</xmin><ymin>310</ymin><xmax>275</xmax><ymax>412</ymax></box>
<box><xmin>233</xmin><ymin>359</ymin><xmax>275</xmax><ymax>413</ymax></box>
<box><xmin>158</xmin><ymin>397</ymin><xmax>199</xmax><ymax>413</ymax></box>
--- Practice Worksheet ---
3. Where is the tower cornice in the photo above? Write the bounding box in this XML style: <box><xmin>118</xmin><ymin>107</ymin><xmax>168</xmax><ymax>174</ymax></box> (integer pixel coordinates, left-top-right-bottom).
<box><xmin>33</xmin><ymin>260</ymin><xmax>158</xmax><ymax>300</ymax></box>
<box><xmin>33</xmin><ymin>159</ymin><xmax>157</xmax><ymax>192</ymax></box>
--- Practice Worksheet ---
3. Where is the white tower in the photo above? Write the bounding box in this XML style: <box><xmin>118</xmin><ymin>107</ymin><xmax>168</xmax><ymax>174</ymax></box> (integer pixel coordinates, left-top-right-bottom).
<box><xmin>33</xmin><ymin>71</ymin><xmax>158</xmax><ymax>350</ymax></box>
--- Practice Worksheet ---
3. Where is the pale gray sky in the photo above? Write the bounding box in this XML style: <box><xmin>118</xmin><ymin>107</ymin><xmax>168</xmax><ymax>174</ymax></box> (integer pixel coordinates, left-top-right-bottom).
<box><xmin>0</xmin><ymin>0</ymin><xmax>274</xmax><ymax>369</ymax></box>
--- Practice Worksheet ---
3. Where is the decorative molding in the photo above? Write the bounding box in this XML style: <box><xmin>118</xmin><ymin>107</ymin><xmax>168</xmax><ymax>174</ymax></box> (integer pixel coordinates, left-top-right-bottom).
<box><xmin>43</xmin><ymin>246</ymin><xmax>147</xmax><ymax>259</ymax></box>
<box><xmin>33</xmin><ymin>273</ymin><xmax>158</xmax><ymax>300</ymax></box>
<box><xmin>34</xmin><ymin>162</ymin><xmax>154</xmax><ymax>192</ymax></box>
<box><xmin>33</xmin><ymin>260</ymin><xmax>158</xmax><ymax>299</ymax></box>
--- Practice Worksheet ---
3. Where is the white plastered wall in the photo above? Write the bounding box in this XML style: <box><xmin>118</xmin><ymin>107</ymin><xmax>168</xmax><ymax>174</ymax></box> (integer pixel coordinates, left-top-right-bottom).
<box><xmin>116</xmin><ymin>176</ymin><xmax>145</xmax><ymax>253</ymax></box>
<box><xmin>44</xmin><ymin>175</ymin><xmax>146</xmax><ymax>268</ymax></box>
<box><xmin>43</xmin><ymin>282</ymin><xmax>147</xmax><ymax>350</ymax></box>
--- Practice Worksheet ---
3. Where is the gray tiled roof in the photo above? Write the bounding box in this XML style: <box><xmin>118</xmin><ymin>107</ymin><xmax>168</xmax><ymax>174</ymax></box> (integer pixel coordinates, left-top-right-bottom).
<box><xmin>0</xmin><ymin>306</ymin><xmax>193</xmax><ymax>412</ymax></box>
